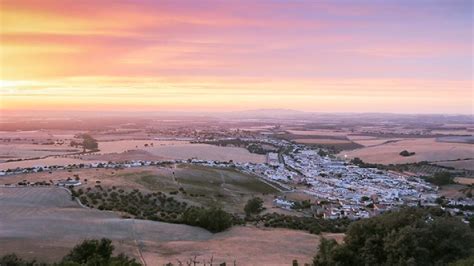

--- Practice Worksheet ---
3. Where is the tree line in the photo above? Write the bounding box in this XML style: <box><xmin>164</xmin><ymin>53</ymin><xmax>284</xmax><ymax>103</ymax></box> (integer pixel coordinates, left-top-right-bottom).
<box><xmin>313</xmin><ymin>207</ymin><xmax>474</xmax><ymax>266</ymax></box>
<box><xmin>0</xmin><ymin>238</ymin><xmax>139</xmax><ymax>266</ymax></box>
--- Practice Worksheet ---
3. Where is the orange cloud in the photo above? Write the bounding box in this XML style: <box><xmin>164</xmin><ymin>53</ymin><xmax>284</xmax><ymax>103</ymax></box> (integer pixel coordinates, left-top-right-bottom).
<box><xmin>0</xmin><ymin>0</ymin><xmax>471</xmax><ymax>114</ymax></box>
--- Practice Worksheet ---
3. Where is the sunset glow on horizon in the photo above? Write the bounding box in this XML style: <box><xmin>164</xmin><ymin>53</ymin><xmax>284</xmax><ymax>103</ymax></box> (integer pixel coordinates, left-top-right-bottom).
<box><xmin>1</xmin><ymin>0</ymin><xmax>472</xmax><ymax>114</ymax></box>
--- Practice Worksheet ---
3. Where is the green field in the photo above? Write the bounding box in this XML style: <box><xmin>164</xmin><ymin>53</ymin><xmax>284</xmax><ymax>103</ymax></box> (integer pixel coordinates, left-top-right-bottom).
<box><xmin>126</xmin><ymin>164</ymin><xmax>279</xmax><ymax>212</ymax></box>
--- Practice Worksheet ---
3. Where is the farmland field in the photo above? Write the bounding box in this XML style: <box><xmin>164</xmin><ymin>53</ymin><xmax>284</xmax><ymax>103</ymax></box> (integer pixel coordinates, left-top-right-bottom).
<box><xmin>0</xmin><ymin>143</ymin><xmax>80</xmax><ymax>162</ymax></box>
<box><xmin>0</xmin><ymin>157</ymin><xmax>103</xmax><ymax>170</ymax></box>
<box><xmin>96</xmin><ymin>140</ymin><xmax>185</xmax><ymax>153</ymax></box>
<box><xmin>0</xmin><ymin>187</ymin><xmax>327</xmax><ymax>265</ymax></box>
<box><xmin>436</xmin><ymin>136</ymin><xmax>474</xmax><ymax>144</ymax></box>
<box><xmin>96</xmin><ymin>140</ymin><xmax>266</xmax><ymax>163</ymax></box>
<box><xmin>293</xmin><ymin>138</ymin><xmax>353</xmax><ymax>145</ymax></box>
<box><xmin>454</xmin><ymin>177</ymin><xmax>474</xmax><ymax>185</ymax></box>
<box><xmin>436</xmin><ymin>159</ymin><xmax>474</xmax><ymax>171</ymax></box>
<box><xmin>0</xmin><ymin>130</ymin><xmax>77</xmax><ymax>141</ymax></box>
<box><xmin>145</xmin><ymin>143</ymin><xmax>266</xmax><ymax>163</ymax></box>
<box><xmin>347</xmin><ymin>136</ymin><xmax>405</xmax><ymax>147</ymax></box>
<box><xmin>340</xmin><ymin>138</ymin><xmax>474</xmax><ymax>165</ymax></box>
<box><xmin>286</xmin><ymin>130</ymin><xmax>348</xmax><ymax>136</ymax></box>
<box><xmin>0</xmin><ymin>140</ymin><xmax>265</xmax><ymax>170</ymax></box>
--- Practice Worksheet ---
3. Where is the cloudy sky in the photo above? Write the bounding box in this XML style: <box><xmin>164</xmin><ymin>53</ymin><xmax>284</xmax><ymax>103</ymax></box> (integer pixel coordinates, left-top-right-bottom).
<box><xmin>0</xmin><ymin>0</ymin><xmax>472</xmax><ymax>114</ymax></box>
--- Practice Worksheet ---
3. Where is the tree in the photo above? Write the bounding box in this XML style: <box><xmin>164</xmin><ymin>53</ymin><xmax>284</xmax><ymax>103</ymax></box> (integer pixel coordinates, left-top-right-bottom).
<box><xmin>314</xmin><ymin>208</ymin><xmax>474</xmax><ymax>266</ymax></box>
<box><xmin>313</xmin><ymin>238</ymin><xmax>338</xmax><ymax>266</ymax></box>
<box><xmin>79</xmin><ymin>134</ymin><xmax>98</xmax><ymax>152</ymax></box>
<box><xmin>244</xmin><ymin>197</ymin><xmax>264</xmax><ymax>217</ymax></box>
<box><xmin>200</xmin><ymin>208</ymin><xmax>234</xmax><ymax>233</ymax></box>
<box><xmin>182</xmin><ymin>207</ymin><xmax>233</xmax><ymax>233</ymax></box>
<box><xmin>61</xmin><ymin>238</ymin><xmax>140</xmax><ymax>265</ymax></box>
<box><xmin>399</xmin><ymin>150</ymin><xmax>415</xmax><ymax>157</ymax></box>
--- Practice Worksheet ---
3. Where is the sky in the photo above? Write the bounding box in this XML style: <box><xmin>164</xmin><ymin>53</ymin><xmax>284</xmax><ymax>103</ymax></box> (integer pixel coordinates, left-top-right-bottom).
<box><xmin>0</xmin><ymin>0</ymin><xmax>472</xmax><ymax>114</ymax></box>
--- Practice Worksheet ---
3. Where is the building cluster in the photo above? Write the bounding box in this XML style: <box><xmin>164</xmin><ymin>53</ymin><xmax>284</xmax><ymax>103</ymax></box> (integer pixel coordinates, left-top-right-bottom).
<box><xmin>237</xmin><ymin>143</ymin><xmax>440</xmax><ymax>219</ymax></box>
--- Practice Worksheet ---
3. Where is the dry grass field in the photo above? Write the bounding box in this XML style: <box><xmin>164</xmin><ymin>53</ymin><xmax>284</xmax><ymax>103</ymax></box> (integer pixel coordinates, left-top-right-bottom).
<box><xmin>96</xmin><ymin>140</ymin><xmax>185</xmax><ymax>154</ymax></box>
<box><xmin>431</xmin><ymin>129</ymin><xmax>473</xmax><ymax>135</ymax></box>
<box><xmin>0</xmin><ymin>143</ymin><xmax>80</xmax><ymax>162</ymax></box>
<box><xmin>0</xmin><ymin>140</ymin><xmax>265</xmax><ymax>170</ymax></box>
<box><xmin>437</xmin><ymin>159</ymin><xmax>474</xmax><ymax>171</ymax></box>
<box><xmin>287</xmin><ymin>130</ymin><xmax>348</xmax><ymax>136</ymax></box>
<box><xmin>0</xmin><ymin>187</ymin><xmax>331</xmax><ymax>265</ymax></box>
<box><xmin>340</xmin><ymin>138</ymin><xmax>473</xmax><ymax>164</ymax></box>
<box><xmin>346</xmin><ymin>136</ymin><xmax>405</xmax><ymax>147</ymax></box>
<box><xmin>145</xmin><ymin>143</ymin><xmax>266</xmax><ymax>163</ymax></box>
<box><xmin>0</xmin><ymin>130</ymin><xmax>76</xmax><ymax>141</ymax></box>
<box><xmin>293</xmin><ymin>138</ymin><xmax>353</xmax><ymax>145</ymax></box>
<box><xmin>438</xmin><ymin>184</ymin><xmax>467</xmax><ymax>198</ymax></box>
<box><xmin>454</xmin><ymin>177</ymin><xmax>474</xmax><ymax>185</ymax></box>
<box><xmin>0</xmin><ymin>157</ymin><xmax>104</xmax><ymax>170</ymax></box>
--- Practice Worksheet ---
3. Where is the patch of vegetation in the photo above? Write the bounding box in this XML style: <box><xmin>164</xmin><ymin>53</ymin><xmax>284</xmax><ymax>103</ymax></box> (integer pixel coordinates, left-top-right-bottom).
<box><xmin>291</xmin><ymin>200</ymin><xmax>312</xmax><ymax>210</ymax></box>
<box><xmin>460</xmin><ymin>185</ymin><xmax>473</xmax><ymax>198</ymax></box>
<box><xmin>251</xmin><ymin>212</ymin><xmax>351</xmax><ymax>235</ymax></box>
<box><xmin>111</xmin><ymin>166</ymin><xmax>278</xmax><ymax>214</ymax></box>
<box><xmin>423</xmin><ymin>171</ymin><xmax>455</xmax><ymax>186</ymax></box>
<box><xmin>0</xmin><ymin>238</ymin><xmax>139</xmax><ymax>266</ymax></box>
<box><xmin>350</xmin><ymin>157</ymin><xmax>466</xmax><ymax>177</ymax></box>
<box><xmin>61</xmin><ymin>238</ymin><xmax>140</xmax><ymax>265</ymax></box>
<box><xmin>228</xmin><ymin>177</ymin><xmax>278</xmax><ymax>194</ymax></box>
<box><xmin>449</xmin><ymin>255</ymin><xmax>474</xmax><ymax>266</ymax></box>
<box><xmin>72</xmin><ymin>187</ymin><xmax>237</xmax><ymax>233</ymax></box>
<box><xmin>195</xmin><ymin>139</ymin><xmax>276</xmax><ymax>155</ymax></box>
<box><xmin>246</xmin><ymin>143</ymin><xmax>267</xmax><ymax>154</ymax></box>
<box><xmin>135</xmin><ymin>172</ymin><xmax>176</xmax><ymax>192</ymax></box>
<box><xmin>182</xmin><ymin>206</ymin><xmax>237</xmax><ymax>233</ymax></box>
<box><xmin>175</xmin><ymin>166</ymin><xmax>279</xmax><ymax>198</ymax></box>
<box><xmin>0</xmin><ymin>254</ymin><xmax>46</xmax><ymax>266</ymax></box>
<box><xmin>313</xmin><ymin>207</ymin><xmax>474</xmax><ymax>266</ymax></box>
<box><xmin>467</xmin><ymin>216</ymin><xmax>474</xmax><ymax>230</ymax></box>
